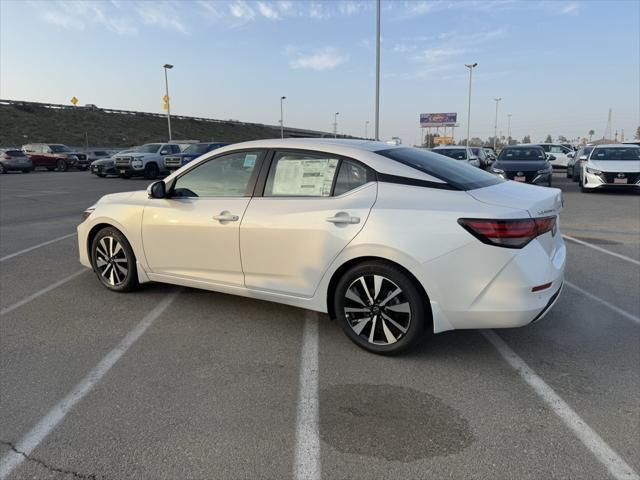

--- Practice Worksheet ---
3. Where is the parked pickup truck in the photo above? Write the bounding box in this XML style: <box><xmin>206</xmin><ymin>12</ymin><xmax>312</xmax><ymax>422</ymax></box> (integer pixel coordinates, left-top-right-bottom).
<box><xmin>22</xmin><ymin>143</ymin><xmax>89</xmax><ymax>171</ymax></box>
<box><xmin>164</xmin><ymin>142</ymin><xmax>229</xmax><ymax>171</ymax></box>
<box><xmin>113</xmin><ymin>143</ymin><xmax>181</xmax><ymax>179</ymax></box>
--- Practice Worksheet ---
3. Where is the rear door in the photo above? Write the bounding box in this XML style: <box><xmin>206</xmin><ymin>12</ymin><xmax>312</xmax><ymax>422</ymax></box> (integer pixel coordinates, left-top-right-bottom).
<box><xmin>240</xmin><ymin>150</ymin><xmax>377</xmax><ymax>297</ymax></box>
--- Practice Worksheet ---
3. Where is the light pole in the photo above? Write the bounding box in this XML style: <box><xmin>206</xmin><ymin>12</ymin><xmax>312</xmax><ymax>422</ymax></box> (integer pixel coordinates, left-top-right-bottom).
<box><xmin>507</xmin><ymin>113</ymin><xmax>512</xmax><ymax>145</ymax></box>
<box><xmin>493</xmin><ymin>97</ymin><xmax>502</xmax><ymax>150</ymax></box>
<box><xmin>365</xmin><ymin>120</ymin><xmax>369</xmax><ymax>139</ymax></box>
<box><xmin>163</xmin><ymin>64</ymin><xmax>173</xmax><ymax>141</ymax></box>
<box><xmin>374</xmin><ymin>0</ymin><xmax>381</xmax><ymax>140</ymax></box>
<box><xmin>464</xmin><ymin>63</ymin><xmax>478</xmax><ymax>148</ymax></box>
<box><xmin>280</xmin><ymin>96</ymin><xmax>286</xmax><ymax>139</ymax></box>
<box><xmin>334</xmin><ymin>112</ymin><xmax>339</xmax><ymax>138</ymax></box>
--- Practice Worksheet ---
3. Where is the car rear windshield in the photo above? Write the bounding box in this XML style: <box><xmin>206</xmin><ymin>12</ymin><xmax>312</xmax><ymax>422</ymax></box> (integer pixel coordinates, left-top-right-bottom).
<box><xmin>49</xmin><ymin>145</ymin><xmax>72</xmax><ymax>153</ymax></box>
<box><xmin>183</xmin><ymin>143</ymin><xmax>213</xmax><ymax>155</ymax></box>
<box><xmin>376</xmin><ymin>148</ymin><xmax>503</xmax><ymax>190</ymax></box>
<box><xmin>591</xmin><ymin>147</ymin><xmax>640</xmax><ymax>161</ymax></box>
<box><xmin>4</xmin><ymin>150</ymin><xmax>26</xmax><ymax>157</ymax></box>
<box><xmin>433</xmin><ymin>148</ymin><xmax>468</xmax><ymax>160</ymax></box>
<box><xmin>498</xmin><ymin>148</ymin><xmax>546</xmax><ymax>161</ymax></box>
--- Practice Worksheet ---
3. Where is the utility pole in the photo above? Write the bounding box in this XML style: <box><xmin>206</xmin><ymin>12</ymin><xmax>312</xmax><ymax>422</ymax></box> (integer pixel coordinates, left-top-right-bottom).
<box><xmin>374</xmin><ymin>0</ymin><xmax>381</xmax><ymax>140</ymax></box>
<box><xmin>334</xmin><ymin>112</ymin><xmax>339</xmax><ymax>138</ymax></box>
<box><xmin>604</xmin><ymin>108</ymin><xmax>612</xmax><ymax>140</ymax></box>
<box><xmin>464</xmin><ymin>63</ymin><xmax>478</xmax><ymax>148</ymax></box>
<box><xmin>163</xmin><ymin>64</ymin><xmax>174</xmax><ymax>142</ymax></box>
<box><xmin>507</xmin><ymin>113</ymin><xmax>512</xmax><ymax>144</ymax></box>
<box><xmin>493</xmin><ymin>97</ymin><xmax>502</xmax><ymax>150</ymax></box>
<box><xmin>280</xmin><ymin>96</ymin><xmax>286</xmax><ymax>139</ymax></box>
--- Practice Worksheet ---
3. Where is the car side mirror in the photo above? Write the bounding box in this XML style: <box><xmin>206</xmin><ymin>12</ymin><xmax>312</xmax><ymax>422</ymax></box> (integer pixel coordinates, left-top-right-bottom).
<box><xmin>147</xmin><ymin>181</ymin><xmax>166</xmax><ymax>199</ymax></box>
<box><xmin>579</xmin><ymin>155</ymin><xmax>588</xmax><ymax>161</ymax></box>
<box><xmin>548</xmin><ymin>154</ymin><xmax>556</xmax><ymax>161</ymax></box>
<box><xmin>567</xmin><ymin>152</ymin><xmax>575</xmax><ymax>159</ymax></box>
<box><xmin>160</xmin><ymin>149</ymin><xmax>170</xmax><ymax>155</ymax></box>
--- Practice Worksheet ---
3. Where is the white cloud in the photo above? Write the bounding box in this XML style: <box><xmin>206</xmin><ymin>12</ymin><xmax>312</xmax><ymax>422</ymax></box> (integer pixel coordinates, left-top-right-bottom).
<box><xmin>135</xmin><ymin>2</ymin><xmax>187</xmax><ymax>33</ymax></box>
<box><xmin>229</xmin><ymin>1</ymin><xmax>256</xmax><ymax>20</ymax></box>
<box><xmin>560</xmin><ymin>2</ymin><xmax>579</xmax><ymax>15</ymax></box>
<box><xmin>413</xmin><ymin>47</ymin><xmax>467</xmax><ymax>63</ymax></box>
<box><xmin>287</xmin><ymin>46</ymin><xmax>348</xmax><ymax>71</ymax></box>
<box><xmin>257</xmin><ymin>1</ymin><xmax>280</xmax><ymax>19</ymax></box>
<box><xmin>39</xmin><ymin>1</ymin><xmax>137</xmax><ymax>34</ymax></box>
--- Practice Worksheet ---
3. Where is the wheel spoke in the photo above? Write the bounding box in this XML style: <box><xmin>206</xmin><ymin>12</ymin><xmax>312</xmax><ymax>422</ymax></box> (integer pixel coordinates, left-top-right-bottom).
<box><xmin>112</xmin><ymin>242</ymin><xmax>123</xmax><ymax>256</ymax></box>
<box><xmin>115</xmin><ymin>263</ymin><xmax>127</xmax><ymax>276</ymax></box>
<box><xmin>379</xmin><ymin>287</ymin><xmax>402</xmax><ymax>307</ymax></box>
<box><xmin>352</xmin><ymin>316</ymin><xmax>371</xmax><ymax>335</ymax></box>
<box><xmin>96</xmin><ymin>258</ymin><xmax>107</xmax><ymax>268</ymax></box>
<box><xmin>359</xmin><ymin>276</ymin><xmax>374</xmax><ymax>305</ymax></box>
<box><xmin>99</xmin><ymin>239</ymin><xmax>109</xmax><ymax>258</ymax></box>
<box><xmin>381</xmin><ymin>312</ymin><xmax>408</xmax><ymax>334</ymax></box>
<box><xmin>346</xmin><ymin>287</ymin><xmax>367</xmax><ymax>306</ymax></box>
<box><xmin>100</xmin><ymin>262</ymin><xmax>112</xmax><ymax>278</ymax></box>
<box><xmin>386</xmin><ymin>302</ymin><xmax>410</xmax><ymax>313</ymax></box>
<box><xmin>113</xmin><ymin>257</ymin><xmax>128</xmax><ymax>264</ymax></box>
<box><xmin>373</xmin><ymin>275</ymin><xmax>383</xmax><ymax>301</ymax></box>
<box><xmin>345</xmin><ymin>307</ymin><xmax>369</xmax><ymax>313</ymax></box>
<box><xmin>109</xmin><ymin>266</ymin><xmax>115</xmax><ymax>285</ymax></box>
<box><xmin>381</xmin><ymin>317</ymin><xmax>397</xmax><ymax>344</ymax></box>
<box><xmin>368</xmin><ymin>314</ymin><xmax>378</xmax><ymax>343</ymax></box>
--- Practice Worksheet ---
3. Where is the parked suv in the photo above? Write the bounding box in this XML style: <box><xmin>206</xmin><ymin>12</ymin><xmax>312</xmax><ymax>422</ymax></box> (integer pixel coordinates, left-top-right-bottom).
<box><xmin>536</xmin><ymin>143</ymin><xmax>573</xmax><ymax>169</ymax></box>
<box><xmin>114</xmin><ymin>143</ymin><xmax>181</xmax><ymax>179</ymax></box>
<box><xmin>0</xmin><ymin>149</ymin><xmax>33</xmax><ymax>173</ymax></box>
<box><xmin>164</xmin><ymin>142</ymin><xmax>229</xmax><ymax>171</ymax></box>
<box><xmin>22</xmin><ymin>144</ymin><xmax>89</xmax><ymax>171</ymax></box>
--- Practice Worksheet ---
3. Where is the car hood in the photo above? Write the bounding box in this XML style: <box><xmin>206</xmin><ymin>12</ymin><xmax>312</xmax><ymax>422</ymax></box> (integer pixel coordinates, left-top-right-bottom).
<box><xmin>97</xmin><ymin>191</ymin><xmax>145</xmax><ymax>205</ymax></box>
<box><xmin>91</xmin><ymin>158</ymin><xmax>114</xmax><ymax>166</ymax></box>
<box><xmin>467</xmin><ymin>180</ymin><xmax>563</xmax><ymax>218</ymax></box>
<box><xmin>494</xmin><ymin>160</ymin><xmax>549</xmax><ymax>171</ymax></box>
<box><xmin>588</xmin><ymin>160</ymin><xmax>640</xmax><ymax>173</ymax></box>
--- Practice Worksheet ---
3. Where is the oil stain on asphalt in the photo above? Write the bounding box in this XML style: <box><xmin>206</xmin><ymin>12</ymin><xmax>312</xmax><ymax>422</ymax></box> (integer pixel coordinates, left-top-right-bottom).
<box><xmin>320</xmin><ymin>384</ymin><xmax>473</xmax><ymax>462</ymax></box>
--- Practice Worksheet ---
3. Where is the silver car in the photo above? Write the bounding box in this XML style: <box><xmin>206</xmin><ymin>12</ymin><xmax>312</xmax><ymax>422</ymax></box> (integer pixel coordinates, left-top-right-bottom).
<box><xmin>0</xmin><ymin>149</ymin><xmax>33</xmax><ymax>173</ymax></box>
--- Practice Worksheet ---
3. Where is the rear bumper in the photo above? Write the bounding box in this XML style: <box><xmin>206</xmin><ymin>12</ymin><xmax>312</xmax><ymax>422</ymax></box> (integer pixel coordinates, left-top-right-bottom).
<box><xmin>1</xmin><ymin>160</ymin><xmax>32</xmax><ymax>170</ymax></box>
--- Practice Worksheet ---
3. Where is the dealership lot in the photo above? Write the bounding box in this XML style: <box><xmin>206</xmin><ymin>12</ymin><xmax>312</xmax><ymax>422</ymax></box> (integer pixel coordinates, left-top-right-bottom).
<box><xmin>0</xmin><ymin>172</ymin><xmax>638</xmax><ymax>479</ymax></box>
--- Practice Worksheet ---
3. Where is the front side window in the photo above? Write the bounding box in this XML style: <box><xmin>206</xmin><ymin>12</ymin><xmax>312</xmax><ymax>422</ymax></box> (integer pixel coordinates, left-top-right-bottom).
<box><xmin>172</xmin><ymin>150</ymin><xmax>261</xmax><ymax>198</ymax></box>
<box><xmin>376</xmin><ymin>147</ymin><xmax>502</xmax><ymax>190</ymax></box>
<box><xmin>137</xmin><ymin>144</ymin><xmax>162</xmax><ymax>154</ymax></box>
<box><xmin>265</xmin><ymin>152</ymin><xmax>339</xmax><ymax>197</ymax></box>
<box><xmin>49</xmin><ymin>145</ymin><xmax>72</xmax><ymax>153</ymax></box>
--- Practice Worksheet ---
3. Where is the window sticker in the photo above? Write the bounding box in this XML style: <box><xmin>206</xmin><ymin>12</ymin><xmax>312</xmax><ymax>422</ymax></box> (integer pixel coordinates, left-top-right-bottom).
<box><xmin>243</xmin><ymin>154</ymin><xmax>257</xmax><ymax>168</ymax></box>
<box><xmin>272</xmin><ymin>158</ymin><xmax>338</xmax><ymax>196</ymax></box>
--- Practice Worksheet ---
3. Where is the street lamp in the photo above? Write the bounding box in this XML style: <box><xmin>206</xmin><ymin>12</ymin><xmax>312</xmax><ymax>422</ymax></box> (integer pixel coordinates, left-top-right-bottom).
<box><xmin>507</xmin><ymin>113</ymin><xmax>512</xmax><ymax>144</ymax></box>
<box><xmin>334</xmin><ymin>112</ymin><xmax>340</xmax><ymax>138</ymax></box>
<box><xmin>280</xmin><ymin>96</ymin><xmax>286</xmax><ymax>139</ymax></box>
<box><xmin>365</xmin><ymin>120</ymin><xmax>369</xmax><ymax>139</ymax></box>
<box><xmin>163</xmin><ymin>63</ymin><xmax>174</xmax><ymax>142</ymax></box>
<box><xmin>374</xmin><ymin>0</ymin><xmax>381</xmax><ymax>141</ymax></box>
<box><xmin>493</xmin><ymin>97</ymin><xmax>502</xmax><ymax>150</ymax></box>
<box><xmin>464</xmin><ymin>63</ymin><xmax>478</xmax><ymax>148</ymax></box>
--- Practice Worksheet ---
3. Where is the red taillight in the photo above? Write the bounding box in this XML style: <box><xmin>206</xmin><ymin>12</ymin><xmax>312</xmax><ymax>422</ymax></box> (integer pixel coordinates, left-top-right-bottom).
<box><xmin>2</xmin><ymin>154</ymin><xmax>10</xmax><ymax>160</ymax></box>
<box><xmin>458</xmin><ymin>216</ymin><xmax>556</xmax><ymax>249</ymax></box>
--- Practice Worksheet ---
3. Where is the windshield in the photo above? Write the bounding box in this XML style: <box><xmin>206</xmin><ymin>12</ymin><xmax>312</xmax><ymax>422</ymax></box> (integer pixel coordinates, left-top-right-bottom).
<box><xmin>590</xmin><ymin>147</ymin><xmax>640</xmax><ymax>161</ymax></box>
<box><xmin>433</xmin><ymin>148</ymin><xmax>468</xmax><ymax>160</ymax></box>
<box><xmin>4</xmin><ymin>150</ymin><xmax>26</xmax><ymax>156</ymax></box>
<box><xmin>498</xmin><ymin>148</ymin><xmax>546</xmax><ymax>161</ymax></box>
<box><xmin>49</xmin><ymin>145</ymin><xmax>72</xmax><ymax>153</ymax></box>
<box><xmin>136</xmin><ymin>144</ymin><xmax>162</xmax><ymax>153</ymax></box>
<box><xmin>183</xmin><ymin>143</ymin><xmax>213</xmax><ymax>155</ymax></box>
<box><xmin>376</xmin><ymin>148</ymin><xmax>503</xmax><ymax>190</ymax></box>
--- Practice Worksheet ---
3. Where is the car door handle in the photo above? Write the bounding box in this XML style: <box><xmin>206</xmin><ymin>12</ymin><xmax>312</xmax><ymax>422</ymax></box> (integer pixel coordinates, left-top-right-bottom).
<box><xmin>326</xmin><ymin>214</ymin><xmax>360</xmax><ymax>225</ymax></box>
<box><xmin>213</xmin><ymin>211</ymin><xmax>239</xmax><ymax>222</ymax></box>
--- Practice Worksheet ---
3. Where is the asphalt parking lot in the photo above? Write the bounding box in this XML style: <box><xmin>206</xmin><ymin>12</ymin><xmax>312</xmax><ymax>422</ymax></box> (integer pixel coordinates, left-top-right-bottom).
<box><xmin>1</xmin><ymin>171</ymin><xmax>638</xmax><ymax>480</ymax></box>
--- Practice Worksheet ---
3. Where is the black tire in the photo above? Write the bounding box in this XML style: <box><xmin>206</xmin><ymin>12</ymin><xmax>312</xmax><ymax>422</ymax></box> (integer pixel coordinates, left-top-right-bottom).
<box><xmin>581</xmin><ymin>184</ymin><xmax>592</xmax><ymax>193</ymax></box>
<box><xmin>90</xmin><ymin>227</ymin><xmax>139</xmax><ymax>292</ymax></box>
<box><xmin>46</xmin><ymin>167</ymin><xmax>55</xmax><ymax>171</ymax></box>
<box><xmin>548</xmin><ymin>178</ymin><xmax>552</xmax><ymax>187</ymax></box>
<box><xmin>97</xmin><ymin>173</ymin><xmax>106</xmax><ymax>178</ymax></box>
<box><xmin>144</xmin><ymin>163</ymin><xmax>159</xmax><ymax>180</ymax></box>
<box><xmin>0</xmin><ymin>163</ymin><xmax>6</xmax><ymax>174</ymax></box>
<box><xmin>56</xmin><ymin>159</ymin><xmax>68</xmax><ymax>172</ymax></box>
<box><xmin>119</xmin><ymin>172</ymin><xmax>132</xmax><ymax>179</ymax></box>
<box><xmin>21</xmin><ymin>169</ymin><xmax>30</xmax><ymax>173</ymax></box>
<box><xmin>566</xmin><ymin>168</ymin><xmax>571</xmax><ymax>179</ymax></box>
<box><xmin>334</xmin><ymin>260</ymin><xmax>428</xmax><ymax>355</ymax></box>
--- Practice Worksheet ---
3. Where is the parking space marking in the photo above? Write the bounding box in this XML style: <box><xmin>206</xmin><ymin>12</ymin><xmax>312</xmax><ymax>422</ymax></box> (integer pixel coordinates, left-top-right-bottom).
<box><xmin>0</xmin><ymin>289</ymin><xmax>180</xmax><ymax>480</ymax></box>
<box><xmin>483</xmin><ymin>330</ymin><xmax>640</xmax><ymax>480</ymax></box>
<box><xmin>293</xmin><ymin>311</ymin><xmax>321</xmax><ymax>480</ymax></box>
<box><xmin>563</xmin><ymin>234</ymin><xmax>640</xmax><ymax>266</ymax></box>
<box><xmin>0</xmin><ymin>269</ymin><xmax>87</xmax><ymax>316</ymax></box>
<box><xmin>565</xmin><ymin>281</ymin><xmax>640</xmax><ymax>326</ymax></box>
<box><xmin>0</xmin><ymin>233</ymin><xmax>77</xmax><ymax>262</ymax></box>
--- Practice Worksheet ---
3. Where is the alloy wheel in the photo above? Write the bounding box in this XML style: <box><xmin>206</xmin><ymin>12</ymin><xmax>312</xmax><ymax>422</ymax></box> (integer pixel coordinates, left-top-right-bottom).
<box><xmin>343</xmin><ymin>274</ymin><xmax>411</xmax><ymax>346</ymax></box>
<box><xmin>94</xmin><ymin>236</ymin><xmax>129</xmax><ymax>286</ymax></box>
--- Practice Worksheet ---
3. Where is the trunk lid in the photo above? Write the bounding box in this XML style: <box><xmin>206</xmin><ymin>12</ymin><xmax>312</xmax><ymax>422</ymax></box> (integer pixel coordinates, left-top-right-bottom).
<box><xmin>466</xmin><ymin>181</ymin><xmax>563</xmax><ymax>218</ymax></box>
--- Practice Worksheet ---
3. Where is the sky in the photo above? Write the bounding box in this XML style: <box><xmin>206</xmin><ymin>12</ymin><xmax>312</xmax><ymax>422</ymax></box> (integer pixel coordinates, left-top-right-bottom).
<box><xmin>1</xmin><ymin>0</ymin><xmax>639</xmax><ymax>145</ymax></box>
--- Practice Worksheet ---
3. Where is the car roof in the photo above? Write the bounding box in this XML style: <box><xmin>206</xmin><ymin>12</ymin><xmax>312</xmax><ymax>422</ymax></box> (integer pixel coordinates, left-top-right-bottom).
<box><xmin>508</xmin><ymin>145</ymin><xmax>544</xmax><ymax>149</ymax></box>
<box><xmin>592</xmin><ymin>144</ymin><xmax>639</xmax><ymax>148</ymax></box>
<box><xmin>432</xmin><ymin>145</ymin><xmax>467</xmax><ymax>149</ymax></box>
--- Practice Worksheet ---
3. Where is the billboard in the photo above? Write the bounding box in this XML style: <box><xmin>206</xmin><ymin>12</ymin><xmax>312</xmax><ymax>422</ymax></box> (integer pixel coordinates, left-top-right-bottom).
<box><xmin>420</xmin><ymin>113</ymin><xmax>457</xmax><ymax>127</ymax></box>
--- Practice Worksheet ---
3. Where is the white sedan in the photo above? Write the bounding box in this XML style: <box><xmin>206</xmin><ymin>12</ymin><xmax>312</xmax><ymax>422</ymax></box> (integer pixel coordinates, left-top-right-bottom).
<box><xmin>581</xmin><ymin>144</ymin><xmax>640</xmax><ymax>192</ymax></box>
<box><xmin>78</xmin><ymin>139</ymin><xmax>566</xmax><ymax>355</ymax></box>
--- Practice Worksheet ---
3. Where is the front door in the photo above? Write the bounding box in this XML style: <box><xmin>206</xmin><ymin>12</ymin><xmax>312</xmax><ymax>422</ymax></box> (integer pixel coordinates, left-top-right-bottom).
<box><xmin>142</xmin><ymin>150</ymin><xmax>264</xmax><ymax>286</ymax></box>
<box><xmin>240</xmin><ymin>151</ymin><xmax>377</xmax><ymax>297</ymax></box>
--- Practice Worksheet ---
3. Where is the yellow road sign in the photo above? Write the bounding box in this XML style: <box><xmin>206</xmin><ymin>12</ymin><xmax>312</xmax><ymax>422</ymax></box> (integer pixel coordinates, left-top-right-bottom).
<box><xmin>70</xmin><ymin>96</ymin><xmax>79</xmax><ymax>106</ymax></box>
<box><xmin>163</xmin><ymin>95</ymin><xmax>169</xmax><ymax>102</ymax></box>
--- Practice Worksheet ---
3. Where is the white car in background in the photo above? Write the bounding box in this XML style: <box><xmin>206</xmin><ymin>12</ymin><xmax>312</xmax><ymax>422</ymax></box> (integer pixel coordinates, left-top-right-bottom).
<box><xmin>78</xmin><ymin>139</ymin><xmax>565</xmax><ymax>355</ymax></box>
<box><xmin>581</xmin><ymin>144</ymin><xmax>640</xmax><ymax>192</ymax></box>
<box><xmin>537</xmin><ymin>143</ymin><xmax>573</xmax><ymax>168</ymax></box>
<box><xmin>431</xmin><ymin>145</ymin><xmax>481</xmax><ymax>167</ymax></box>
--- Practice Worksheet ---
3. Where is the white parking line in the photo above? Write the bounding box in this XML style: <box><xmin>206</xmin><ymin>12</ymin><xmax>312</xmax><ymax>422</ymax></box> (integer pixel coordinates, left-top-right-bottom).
<box><xmin>293</xmin><ymin>311</ymin><xmax>321</xmax><ymax>480</ymax></box>
<box><xmin>0</xmin><ymin>289</ymin><xmax>180</xmax><ymax>480</ymax></box>
<box><xmin>483</xmin><ymin>330</ymin><xmax>640</xmax><ymax>480</ymax></box>
<box><xmin>565</xmin><ymin>281</ymin><xmax>640</xmax><ymax>326</ymax></box>
<box><xmin>0</xmin><ymin>269</ymin><xmax>87</xmax><ymax>316</ymax></box>
<box><xmin>0</xmin><ymin>233</ymin><xmax>77</xmax><ymax>262</ymax></box>
<box><xmin>563</xmin><ymin>234</ymin><xmax>640</xmax><ymax>266</ymax></box>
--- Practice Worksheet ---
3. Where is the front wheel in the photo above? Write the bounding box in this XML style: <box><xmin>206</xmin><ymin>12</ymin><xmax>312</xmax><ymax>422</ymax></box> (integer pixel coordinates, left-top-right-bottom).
<box><xmin>334</xmin><ymin>261</ymin><xmax>428</xmax><ymax>355</ymax></box>
<box><xmin>144</xmin><ymin>163</ymin><xmax>160</xmax><ymax>180</ymax></box>
<box><xmin>56</xmin><ymin>159</ymin><xmax>68</xmax><ymax>171</ymax></box>
<box><xmin>0</xmin><ymin>163</ymin><xmax>6</xmax><ymax>174</ymax></box>
<box><xmin>90</xmin><ymin>227</ymin><xmax>139</xmax><ymax>292</ymax></box>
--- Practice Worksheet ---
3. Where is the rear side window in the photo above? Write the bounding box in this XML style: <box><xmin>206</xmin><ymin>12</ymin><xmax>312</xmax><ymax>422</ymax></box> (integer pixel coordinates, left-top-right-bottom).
<box><xmin>376</xmin><ymin>147</ymin><xmax>502</xmax><ymax>190</ymax></box>
<box><xmin>265</xmin><ymin>152</ymin><xmax>339</xmax><ymax>197</ymax></box>
<box><xmin>5</xmin><ymin>150</ymin><xmax>25</xmax><ymax>156</ymax></box>
<box><xmin>333</xmin><ymin>160</ymin><xmax>374</xmax><ymax>196</ymax></box>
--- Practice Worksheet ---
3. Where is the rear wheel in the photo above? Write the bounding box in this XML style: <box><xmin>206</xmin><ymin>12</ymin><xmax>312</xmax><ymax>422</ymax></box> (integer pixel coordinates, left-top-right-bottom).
<box><xmin>144</xmin><ymin>163</ymin><xmax>160</xmax><ymax>180</ymax></box>
<box><xmin>21</xmin><ymin>169</ymin><xmax>30</xmax><ymax>173</ymax></box>
<box><xmin>90</xmin><ymin>227</ymin><xmax>139</xmax><ymax>292</ymax></box>
<box><xmin>334</xmin><ymin>261</ymin><xmax>427</xmax><ymax>355</ymax></box>
<box><xmin>0</xmin><ymin>163</ymin><xmax>6</xmax><ymax>174</ymax></box>
<box><xmin>56</xmin><ymin>159</ymin><xmax>68</xmax><ymax>171</ymax></box>
<box><xmin>46</xmin><ymin>167</ymin><xmax>55</xmax><ymax>171</ymax></box>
